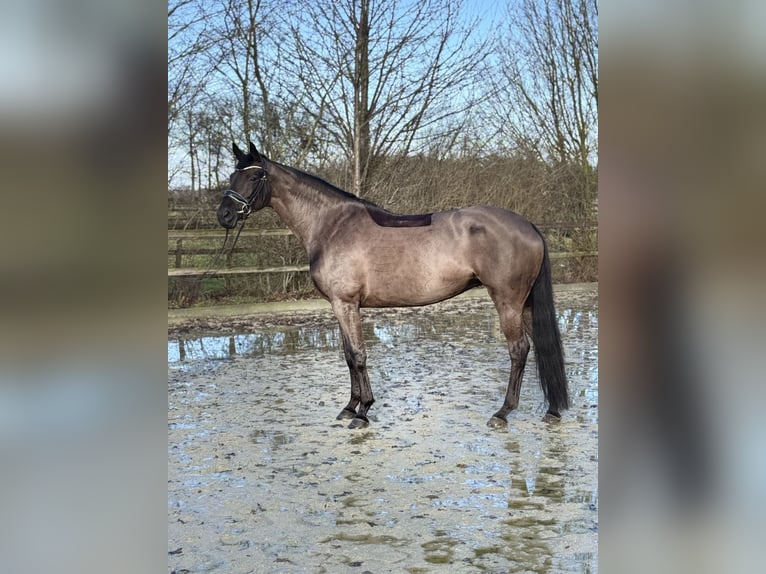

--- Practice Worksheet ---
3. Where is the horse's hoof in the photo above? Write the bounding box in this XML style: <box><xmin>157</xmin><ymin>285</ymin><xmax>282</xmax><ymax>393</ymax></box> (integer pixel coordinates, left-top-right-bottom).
<box><xmin>487</xmin><ymin>416</ymin><xmax>507</xmax><ymax>429</ymax></box>
<box><xmin>348</xmin><ymin>416</ymin><xmax>369</xmax><ymax>429</ymax></box>
<box><xmin>336</xmin><ymin>408</ymin><xmax>357</xmax><ymax>421</ymax></box>
<box><xmin>542</xmin><ymin>411</ymin><xmax>562</xmax><ymax>423</ymax></box>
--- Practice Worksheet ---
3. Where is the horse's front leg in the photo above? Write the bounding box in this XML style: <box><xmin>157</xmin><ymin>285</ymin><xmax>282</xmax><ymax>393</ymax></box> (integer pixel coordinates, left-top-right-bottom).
<box><xmin>332</xmin><ymin>300</ymin><xmax>374</xmax><ymax>429</ymax></box>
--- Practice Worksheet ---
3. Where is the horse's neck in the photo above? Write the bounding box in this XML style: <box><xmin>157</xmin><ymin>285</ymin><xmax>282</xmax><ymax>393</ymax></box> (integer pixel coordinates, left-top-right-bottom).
<box><xmin>268</xmin><ymin>166</ymin><xmax>350</xmax><ymax>250</ymax></box>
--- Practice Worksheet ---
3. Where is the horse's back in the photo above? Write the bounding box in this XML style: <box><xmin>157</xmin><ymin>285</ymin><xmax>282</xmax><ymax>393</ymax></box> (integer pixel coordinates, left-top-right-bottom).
<box><xmin>439</xmin><ymin>206</ymin><xmax>542</xmax><ymax>248</ymax></box>
<box><xmin>448</xmin><ymin>204</ymin><xmax>535</xmax><ymax>226</ymax></box>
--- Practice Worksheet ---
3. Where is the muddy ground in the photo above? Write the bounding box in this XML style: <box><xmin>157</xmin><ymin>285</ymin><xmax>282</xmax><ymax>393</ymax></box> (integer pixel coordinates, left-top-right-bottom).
<box><xmin>168</xmin><ymin>284</ymin><xmax>598</xmax><ymax>573</ymax></box>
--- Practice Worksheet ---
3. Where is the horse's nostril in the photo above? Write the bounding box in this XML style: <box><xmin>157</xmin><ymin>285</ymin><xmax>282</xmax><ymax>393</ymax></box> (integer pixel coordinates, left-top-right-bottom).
<box><xmin>218</xmin><ymin>206</ymin><xmax>235</xmax><ymax>228</ymax></box>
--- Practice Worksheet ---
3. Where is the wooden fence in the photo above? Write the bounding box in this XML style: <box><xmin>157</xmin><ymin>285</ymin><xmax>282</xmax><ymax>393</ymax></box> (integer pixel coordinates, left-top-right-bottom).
<box><xmin>167</xmin><ymin>223</ymin><xmax>597</xmax><ymax>279</ymax></box>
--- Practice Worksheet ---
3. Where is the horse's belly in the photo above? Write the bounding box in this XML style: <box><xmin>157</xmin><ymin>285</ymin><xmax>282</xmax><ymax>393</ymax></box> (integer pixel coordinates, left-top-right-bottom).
<box><xmin>361</xmin><ymin>268</ymin><xmax>476</xmax><ymax>307</ymax></box>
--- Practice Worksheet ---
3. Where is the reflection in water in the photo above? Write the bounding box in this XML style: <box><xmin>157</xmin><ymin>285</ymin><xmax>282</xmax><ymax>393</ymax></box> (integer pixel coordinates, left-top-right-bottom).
<box><xmin>168</xmin><ymin>328</ymin><xmax>341</xmax><ymax>363</ymax></box>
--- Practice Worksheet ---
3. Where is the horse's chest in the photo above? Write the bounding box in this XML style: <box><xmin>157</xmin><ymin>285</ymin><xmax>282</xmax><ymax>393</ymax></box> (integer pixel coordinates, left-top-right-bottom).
<box><xmin>309</xmin><ymin>250</ymin><xmax>365</xmax><ymax>296</ymax></box>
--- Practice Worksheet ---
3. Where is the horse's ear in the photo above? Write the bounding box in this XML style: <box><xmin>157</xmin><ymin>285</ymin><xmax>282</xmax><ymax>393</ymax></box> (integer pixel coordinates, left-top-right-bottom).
<box><xmin>249</xmin><ymin>141</ymin><xmax>262</xmax><ymax>162</ymax></box>
<box><xmin>232</xmin><ymin>143</ymin><xmax>245</xmax><ymax>160</ymax></box>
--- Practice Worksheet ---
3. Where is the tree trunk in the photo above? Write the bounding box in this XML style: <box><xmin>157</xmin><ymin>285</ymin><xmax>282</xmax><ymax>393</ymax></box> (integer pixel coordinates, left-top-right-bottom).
<box><xmin>352</xmin><ymin>0</ymin><xmax>370</xmax><ymax>197</ymax></box>
<box><xmin>187</xmin><ymin>110</ymin><xmax>196</xmax><ymax>191</ymax></box>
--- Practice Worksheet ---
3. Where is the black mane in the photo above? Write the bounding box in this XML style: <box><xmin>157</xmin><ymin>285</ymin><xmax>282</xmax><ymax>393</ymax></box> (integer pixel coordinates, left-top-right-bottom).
<box><xmin>280</xmin><ymin>162</ymin><xmax>432</xmax><ymax>227</ymax></box>
<box><xmin>279</xmin><ymin>162</ymin><xmax>380</xmax><ymax>209</ymax></box>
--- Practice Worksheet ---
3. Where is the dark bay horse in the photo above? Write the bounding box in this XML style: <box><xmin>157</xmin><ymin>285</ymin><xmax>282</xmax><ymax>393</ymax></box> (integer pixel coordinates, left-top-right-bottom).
<box><xmin>217</xmin><ymin>142</ymin><xmax>569</xmax><ymax>429</ymax></box>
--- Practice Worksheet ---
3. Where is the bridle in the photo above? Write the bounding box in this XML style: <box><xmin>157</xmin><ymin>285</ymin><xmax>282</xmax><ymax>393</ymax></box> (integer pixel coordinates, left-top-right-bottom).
<box><xmin>206</xmin><ymin>163</ymin><xmax>270</xmax><ymax>277</ymax></box>
<box><xmin>222</xmin><ymin>164</ymin><xmax>269</xmax><ymax>220</ymax></box>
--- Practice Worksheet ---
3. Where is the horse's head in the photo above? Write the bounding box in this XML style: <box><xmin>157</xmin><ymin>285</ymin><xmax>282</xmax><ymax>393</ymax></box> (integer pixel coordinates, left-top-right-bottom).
<box><xmin>216</xmin><ymin>141</ymin><xmax>271</xmax><ymax>229</ymax></box>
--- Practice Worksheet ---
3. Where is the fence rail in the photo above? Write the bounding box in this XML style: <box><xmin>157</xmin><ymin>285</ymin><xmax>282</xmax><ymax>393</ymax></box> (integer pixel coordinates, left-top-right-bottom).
<box><xmin>168</xmin><ymin>223</ymin><xmax>597</xmax><ymax>279</ymax></box>
<box><xmin>168</xmin><ymin>229</ymin><xmax>294</xmax><ymax>239</ymax></box>
<box><xmin>169</xmin><ymin>265</ymin><xmax>311</xmax><ymax>277</ymax></box>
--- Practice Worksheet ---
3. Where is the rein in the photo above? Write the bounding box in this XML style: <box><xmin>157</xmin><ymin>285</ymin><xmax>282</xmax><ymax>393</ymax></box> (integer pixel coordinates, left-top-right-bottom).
<box><xmin>205</xmin><ymin>219</ymin><xmax>246</xmax><ymax>276</ymax></box>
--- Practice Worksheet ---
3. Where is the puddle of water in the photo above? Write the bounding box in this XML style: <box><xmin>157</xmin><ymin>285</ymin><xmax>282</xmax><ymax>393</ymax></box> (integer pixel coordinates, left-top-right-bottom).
<box><xmin>168</xmin><ymin>299</ymin><xmax>562</xmax><ymax>365</ymax></box>
<box><xmin>169</xmin><ymin>286</ymin><xmax>598</xmax><ymax>573</ymax></box>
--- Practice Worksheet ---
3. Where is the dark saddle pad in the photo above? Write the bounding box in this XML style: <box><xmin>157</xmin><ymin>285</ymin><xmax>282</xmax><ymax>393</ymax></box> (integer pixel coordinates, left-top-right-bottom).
<box><xmin>366</xmin><ymin>206</ymin><xmax>432</xmax><ymax>227</ymax></box>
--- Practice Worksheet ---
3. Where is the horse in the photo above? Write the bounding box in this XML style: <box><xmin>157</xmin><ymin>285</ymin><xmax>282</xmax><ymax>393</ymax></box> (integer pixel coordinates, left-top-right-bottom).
<box><xmin>217</xmin><ymin>142</ymin><xmax>569</xmax><ymax>429</ymax></box>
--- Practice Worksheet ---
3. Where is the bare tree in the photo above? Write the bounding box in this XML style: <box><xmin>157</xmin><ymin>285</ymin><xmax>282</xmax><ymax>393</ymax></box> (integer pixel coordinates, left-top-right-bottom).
<box><xmin>200</xmin><ymin>0</ymin><xmax>271</xmax><ymax>150</ymax></box>
<box><xmin>288</xmin><ymin>0</ymin><xmax>491</xmax><ymax>196</ymax></box>
<box><xmin>491</xmin><ymin>0</ymin><xmax>598</xmax><ymax>169</ymax></box>
<box><xmin>169</xmin><ymin>0</ymin><xmax>214</xmax><ymax>188</ymax></box>
<box><xmin>168</xmin><ymin>0</ymin><xmax>213</xmax><ymax>134</ymax></box>
<box><xmin>200</xmin><ymin>0</ymin><xmax>329</xmax><ymax>166</ymax></box>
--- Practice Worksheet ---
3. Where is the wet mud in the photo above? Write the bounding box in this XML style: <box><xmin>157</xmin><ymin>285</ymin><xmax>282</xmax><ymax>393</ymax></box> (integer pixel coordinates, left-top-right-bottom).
<box><xmin>168</xmin><ymin>284</ymin><xmax>598</xmax><ymax>573</ymax></box>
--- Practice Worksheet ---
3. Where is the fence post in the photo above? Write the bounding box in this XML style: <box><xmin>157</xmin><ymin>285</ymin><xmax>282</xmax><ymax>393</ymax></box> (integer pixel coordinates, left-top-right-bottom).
<box><xmin>175</xmin><ymin>239</ymin><xmax>183</xmax><ymax>268</ymax></box>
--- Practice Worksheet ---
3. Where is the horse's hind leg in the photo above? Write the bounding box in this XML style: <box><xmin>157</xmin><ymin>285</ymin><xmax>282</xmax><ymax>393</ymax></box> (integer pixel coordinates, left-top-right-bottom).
<box><xmin>487</xmin><ymin>300</ymin><xmax>531</xmax><ymax>428</ymax></box>
<box><xmin>332</xmin><ymin>300</ymin><xmax>374</xmax><ymax>429</ymax></box>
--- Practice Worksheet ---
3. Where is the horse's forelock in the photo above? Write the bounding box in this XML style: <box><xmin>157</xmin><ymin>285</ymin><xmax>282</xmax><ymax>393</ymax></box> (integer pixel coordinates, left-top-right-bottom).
<box><xmin>235</xmin><ymin>156</ymin><xmax>251</xmax><ymax>170</ymax></box>
<box><xmin>235</xmin><ymin>153</ymin><xmax>263</xmax><ymax>171</ymax></box>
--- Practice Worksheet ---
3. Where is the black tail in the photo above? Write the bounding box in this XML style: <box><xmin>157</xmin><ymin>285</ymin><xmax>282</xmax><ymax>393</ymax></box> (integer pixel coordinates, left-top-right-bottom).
<box><xmin>529</xmin><ymin>228</ymin><xmax>569</xmax><ymax>414</ymax></box>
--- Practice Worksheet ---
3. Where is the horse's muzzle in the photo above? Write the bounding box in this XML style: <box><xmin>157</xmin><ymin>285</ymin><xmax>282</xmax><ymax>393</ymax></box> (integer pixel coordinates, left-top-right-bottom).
<box><xmin>216</xmin><ymin>202</ymin><xmax>239</xmax><ymax>229</ymax></box>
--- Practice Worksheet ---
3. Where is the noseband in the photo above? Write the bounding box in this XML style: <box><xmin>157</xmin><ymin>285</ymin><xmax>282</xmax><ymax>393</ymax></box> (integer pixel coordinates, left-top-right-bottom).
<box><xmin>223</xmin><ymin>165</ymin><xmax>268</xmax><ymax>220</ymax></box>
